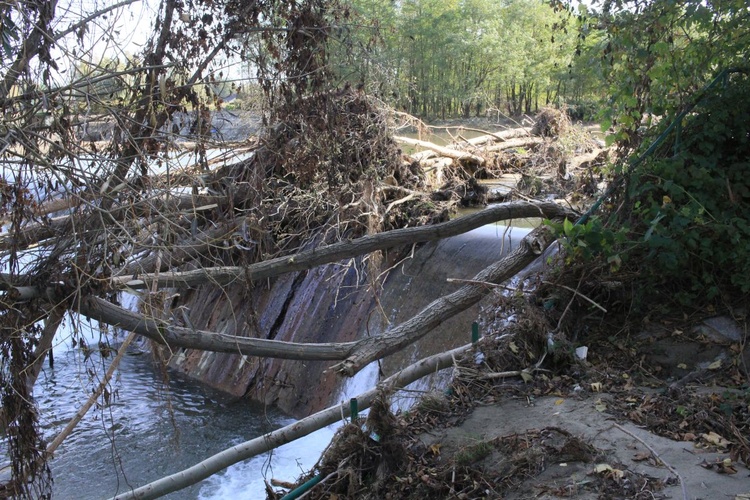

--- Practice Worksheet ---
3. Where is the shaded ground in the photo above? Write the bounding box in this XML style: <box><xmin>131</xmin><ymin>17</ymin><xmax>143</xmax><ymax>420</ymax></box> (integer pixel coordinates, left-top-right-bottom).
<box><xmin>269</xmin><ymin>296</ymin><xmax>749</xmax><ymax>499</ymax></box>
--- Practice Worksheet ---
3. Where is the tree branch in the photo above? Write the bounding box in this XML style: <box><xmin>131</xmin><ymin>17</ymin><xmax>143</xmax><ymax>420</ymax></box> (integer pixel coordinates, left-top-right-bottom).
<box><xmin>112</xmin><ymin>201</ymin><xmax>574</xmax><ymax>290</ymax></box>
<box><xmin>73</xmin><ymin>295</ymin><xmax>357</xmax><ymax>360</ymax></box>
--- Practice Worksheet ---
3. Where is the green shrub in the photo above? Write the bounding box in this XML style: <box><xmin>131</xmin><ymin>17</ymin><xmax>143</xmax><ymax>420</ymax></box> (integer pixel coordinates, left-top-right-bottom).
<box><xmin>627</xmin><ymin>75</ymin><xmax>750</xmax><ymax>304</ymax></box>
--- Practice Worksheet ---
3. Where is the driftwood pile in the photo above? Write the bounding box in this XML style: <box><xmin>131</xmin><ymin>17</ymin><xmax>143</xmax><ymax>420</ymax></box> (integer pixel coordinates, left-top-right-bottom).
<box><xmin>393</xmin><ymin>108</ymin><xmax>608</xmax><ymax>208</ymax></box>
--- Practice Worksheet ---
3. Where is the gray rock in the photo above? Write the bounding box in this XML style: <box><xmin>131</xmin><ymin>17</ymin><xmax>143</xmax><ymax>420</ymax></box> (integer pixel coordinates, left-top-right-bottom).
<box><xmin>693</xmin><ymin>315</ymin><xmax>744</xmax><ymax>344</ymax></box>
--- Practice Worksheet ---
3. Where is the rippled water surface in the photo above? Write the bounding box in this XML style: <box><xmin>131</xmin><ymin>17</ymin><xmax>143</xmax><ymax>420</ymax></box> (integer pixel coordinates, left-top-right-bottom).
<box><xmin>33</xmin><ymin>344</ymin><xmax>293</xmax><ymax>499</ymax></box>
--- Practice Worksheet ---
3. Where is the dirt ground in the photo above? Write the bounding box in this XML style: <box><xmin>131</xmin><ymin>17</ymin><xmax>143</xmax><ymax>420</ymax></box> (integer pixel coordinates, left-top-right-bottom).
<box><xmin>420</xmin><ymin>394</ymin><xmax>749</xmax><ymax>499</ymax></box>
<box><xmin>277</xmin><ymin>310</ymin><xmax>749</xmax><ymax>500</ymax></box>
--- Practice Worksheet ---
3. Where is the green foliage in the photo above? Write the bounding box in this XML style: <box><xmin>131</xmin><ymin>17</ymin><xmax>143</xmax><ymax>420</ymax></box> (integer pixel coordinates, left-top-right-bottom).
<box><xmin>583</xmin><ymin>0</ymin><xmax>750</xmax><ymax>148</ymax></box>
<box><xmin>341</xmin><ymin>0</ymin><xmax>587</xmax><ymax>118</ymax></box>
<box><xmin>627</xmin><ymin>75</ymin><xmax>750</xmax><ymax>303</ymax></box>
<box><xmin>546</xmin><ymin>216</ymin><xmax>626</xmax><ymax>270</ymax></box>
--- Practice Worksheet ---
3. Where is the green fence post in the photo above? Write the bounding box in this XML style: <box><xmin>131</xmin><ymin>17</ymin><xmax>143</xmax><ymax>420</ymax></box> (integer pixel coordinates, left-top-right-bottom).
<box><xmin>350</xmin><ymin>397</ymin><xmax>358</xmax><ymax>422</ymax></box>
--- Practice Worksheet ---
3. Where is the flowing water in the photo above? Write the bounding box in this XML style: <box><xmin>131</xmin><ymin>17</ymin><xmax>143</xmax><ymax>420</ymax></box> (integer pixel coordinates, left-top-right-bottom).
<box><xmin>19</xmin><ymin>313</ymin><xmax>358</xmax><ymax>499</ymax></box>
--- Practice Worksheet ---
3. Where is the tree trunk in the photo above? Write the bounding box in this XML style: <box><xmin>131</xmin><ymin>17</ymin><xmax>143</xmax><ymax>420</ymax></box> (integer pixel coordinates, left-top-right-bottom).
<box><xmin>331</xmin><ymin>224</ymin><xmax>556</xmax><ymax>376</ymax></box>
<box><xmin>394</xmin><ymin>136</ymin><xmax>486</xmax><ymax>166</ymax></box>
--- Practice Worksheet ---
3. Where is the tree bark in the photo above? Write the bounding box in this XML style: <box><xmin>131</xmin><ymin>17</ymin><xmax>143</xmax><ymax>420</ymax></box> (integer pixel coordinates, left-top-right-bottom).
<box><xmin>108</xmin><ymin>342</ymin><xmax>474</xmax><ymax>500</ymax></box>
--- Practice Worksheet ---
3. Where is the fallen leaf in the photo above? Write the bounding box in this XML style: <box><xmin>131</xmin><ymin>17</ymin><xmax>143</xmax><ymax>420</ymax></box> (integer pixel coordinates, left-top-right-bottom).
<box><xmin>555</xmin><ymin>399</ymin><xmax>565</xmax><ymax>405</ymax></box>
<box><xmin>702</xmin><ymin>431</ymin><xmax>732</xmax><ymax>449</ymax></box>
<box><xmin>720</xmin><ymin>458</ymin><xmax>738</xmax><ymax>474</ymax></box>
<box><xmin>677</xmin><ymin>363</ymin><xmax>688</xmax><ymax>369</ymax></box>
<box><xmin>707</xmin><ymin>359</ymin><xmax>722</xmax><ymax>370</ymax></box>
<box><xmin>632</xmin><ymin>451</ymin><xmax>651</xmax><ymax>462</ymax></box>
<box><xmin>595</xmin><ymin>400</ymin><xmax>607</xmax><ymax>412</ymax></box>
<box><xmin>594</xmin><ymin>464</ymin><xmax>624</xmax><ymax>479</ymax></box>
<box><xmin>430</xmin><ymin>443</ymin><xmax>441</xmax><ymax>456</ymax></box>
<box><xmin>734</xmin><ymin>494</ymin><xmax>750</xmax><ymax>499</ymax></box>
<box><xmin>590</xmin><ymin>382</ymin><xmax>603</xmax><ymax>392</ymax></box>
<box><xmin>594</xmin><ymin>463</ymin><xmax>613</xmax><ymax>474</ymax></box>
<box><xmin>509</xmin><ymin>341</ymin><xmax>519</xmax><ymax>354</ymax></box>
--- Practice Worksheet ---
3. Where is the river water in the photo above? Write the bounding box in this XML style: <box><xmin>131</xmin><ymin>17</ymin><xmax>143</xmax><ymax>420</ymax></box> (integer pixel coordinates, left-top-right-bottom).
<box><xmin>24</xmin><ymin>308</ymin><xmax>360</xmax><ymax>500</ymax></box>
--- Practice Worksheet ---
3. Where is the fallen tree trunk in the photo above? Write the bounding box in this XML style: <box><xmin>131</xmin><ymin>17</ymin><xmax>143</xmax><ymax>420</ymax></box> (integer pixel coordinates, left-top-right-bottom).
<box><xmin>331</xmin><ymin>224</ymin><xmax>556</xmax><ymax>376</ymax></box>
<box><xmin>4</xmin><ymin>202</ymin><xmax>572</xmax><ymax>368</ymax></box>
<box><xmin>464</xmin><ymin>127</ymin><xmax>532</xmax><ymax>146</ymax></box>
<box><xmin>394</xmin><ymin>135</ymin><xmax>486</xmax><ymax>166</ymax></box>
<box><xmin>109</xmin><ymin>342</ymin><xmax>474</xmax><ymax>500</ymax></box>
<box><xmin>111</xmin><ymin>201</ymin><xmax>574</xmax><ymax>290</ymax></box>
<box><xmin>483</xmin><ymin>137</ymin><xmax>544</xmax><ymax>152</ymax></box>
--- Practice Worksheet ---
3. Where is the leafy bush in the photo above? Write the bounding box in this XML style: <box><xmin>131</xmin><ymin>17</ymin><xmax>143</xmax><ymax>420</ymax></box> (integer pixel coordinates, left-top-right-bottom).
<box><xmin>627</xmin><ymin>75</ymin><xmax>750</xmax><ymax>304</ymax></box>
<box><xmin>551</xmin><ymin>75</ymin><xmax>750</xmax><ymax>312</ymax></box>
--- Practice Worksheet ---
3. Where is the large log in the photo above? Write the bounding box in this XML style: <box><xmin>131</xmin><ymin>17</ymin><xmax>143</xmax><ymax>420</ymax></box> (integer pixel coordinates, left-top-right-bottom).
<box><xmin>72</xmin><ymin>221</ymin><xmax>558</xmax><ymax>371</ymax></box>
<box><xmin>483</xmin><ymin>137</ymin><xmax>544</xmax><ymax>152</ymax></box>
<box><xmin>394</xmin><ymin>135</ymin><xmax>486</xmax><ymax>166</ymax></box>
<box><xmin>110</xmin><ymin>201</ymin><xmax>574</xmax><ymax>290</ymax></box>
<box><xmin>464</xmin><ymin>127</ymin><xmax>532</xmax><ymax>146</ymax></box>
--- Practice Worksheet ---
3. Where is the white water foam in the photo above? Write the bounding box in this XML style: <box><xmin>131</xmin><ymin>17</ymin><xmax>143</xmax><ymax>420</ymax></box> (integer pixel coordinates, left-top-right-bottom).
<box><xmin>199</xmin><ymin>361</ymin><xmax>381</xmax><ymax>498</ymax></box>
<box><xmin>197</xmin><ymin>423</ymin><xmax>337</xmax><ymax>500</ymax></box>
